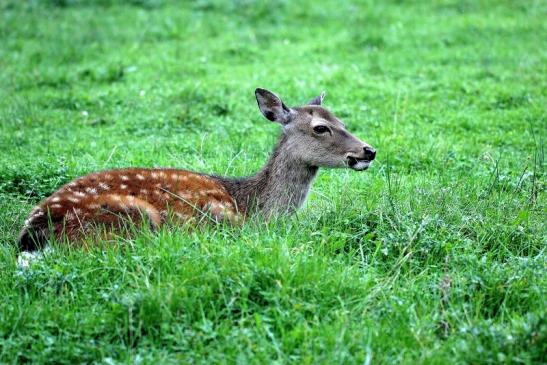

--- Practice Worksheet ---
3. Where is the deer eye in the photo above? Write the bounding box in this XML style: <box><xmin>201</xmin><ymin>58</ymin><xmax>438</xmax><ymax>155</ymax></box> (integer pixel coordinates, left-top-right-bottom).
<box><xmin>313</xmin><ymin>125</ymin><xmax>329</xmax><ymax>134</ymax></box>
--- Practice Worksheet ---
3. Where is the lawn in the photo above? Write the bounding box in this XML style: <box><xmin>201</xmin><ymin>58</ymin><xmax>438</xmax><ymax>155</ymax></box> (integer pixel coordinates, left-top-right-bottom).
<box><xmin>0</xmin><ymin>0</ymin><xmax>545</xmax><ymax>363</ymax></box>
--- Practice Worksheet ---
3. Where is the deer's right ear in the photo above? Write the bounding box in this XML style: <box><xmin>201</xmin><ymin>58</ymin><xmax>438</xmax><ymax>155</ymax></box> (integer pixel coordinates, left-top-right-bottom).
<box><xmin>255</xmin><ymin>88</ymin><xmax>293</xmax><ymax>125</ymax></box>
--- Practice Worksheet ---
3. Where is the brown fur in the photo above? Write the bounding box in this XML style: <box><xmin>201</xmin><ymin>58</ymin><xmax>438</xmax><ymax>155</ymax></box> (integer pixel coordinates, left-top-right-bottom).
<box><xmin>19</xmin><ymin>168</ymin><xmax>237</xmax><ymax>248</ymax></box>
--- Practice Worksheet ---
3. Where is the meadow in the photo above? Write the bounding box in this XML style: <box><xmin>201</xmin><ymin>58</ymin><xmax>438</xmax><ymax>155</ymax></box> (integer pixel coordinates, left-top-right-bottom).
<box><xmin>0</xmin><ymin>0</ymin><xmax>545</xmax><ymax>363</ymax></box>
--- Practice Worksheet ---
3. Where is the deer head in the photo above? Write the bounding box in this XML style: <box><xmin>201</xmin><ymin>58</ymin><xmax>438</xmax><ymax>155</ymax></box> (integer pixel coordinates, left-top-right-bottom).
<box><xmin>255</xmin><ymin>88</ymin><xmax>375</xmax><ymax>171</ymax></box>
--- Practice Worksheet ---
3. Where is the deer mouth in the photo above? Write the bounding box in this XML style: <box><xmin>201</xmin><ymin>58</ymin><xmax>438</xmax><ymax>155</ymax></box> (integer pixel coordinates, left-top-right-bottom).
<box><xmin>347</xmin><ymin>156</ymin><xmax>371</xmax><ymax>171</ymax></box>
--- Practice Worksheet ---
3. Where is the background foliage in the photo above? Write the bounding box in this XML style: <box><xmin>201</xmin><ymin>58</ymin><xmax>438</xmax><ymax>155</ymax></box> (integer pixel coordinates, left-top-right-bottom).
<box><xmin>0</xmin><ymin>0</ymin><xmax>545</xmax><ymax>363</ymax></box>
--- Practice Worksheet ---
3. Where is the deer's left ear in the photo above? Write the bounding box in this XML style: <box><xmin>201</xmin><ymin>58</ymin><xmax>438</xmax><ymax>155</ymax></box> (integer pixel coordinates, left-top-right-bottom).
<box><xmin>308</xmin><ymin>91</ymin><xmax>325</xmax><ymax>106</ymax></box>
<box><xmin>255</xmin><ymin>88</ymin><xmax>294</xmax><ymax>125</ymax></box>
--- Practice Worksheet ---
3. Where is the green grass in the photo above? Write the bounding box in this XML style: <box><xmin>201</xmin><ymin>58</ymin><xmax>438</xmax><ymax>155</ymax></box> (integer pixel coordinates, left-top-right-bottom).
<box><xmin>0</xmin><ymin>0</ymin><xmax>545</xmax><ymax>363</ymax></box>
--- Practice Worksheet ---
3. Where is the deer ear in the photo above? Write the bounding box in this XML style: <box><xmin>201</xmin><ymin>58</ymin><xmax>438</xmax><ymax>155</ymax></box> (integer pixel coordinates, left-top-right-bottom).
<box><xmin>255</xmin><ymin>88</ymin><xmax>293</xmax><ymax>124</ymax></box>
<box><xmin>308</xmin><ymin>91</ymin><xmax>325</xmax><ymax>106</ymax></box>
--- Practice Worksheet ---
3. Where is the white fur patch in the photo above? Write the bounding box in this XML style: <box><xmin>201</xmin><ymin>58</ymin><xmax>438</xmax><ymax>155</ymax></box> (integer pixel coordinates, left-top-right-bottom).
<box><xmin>98</xmin><ymin>182</ymin><xmax>110</xmax><ymax>190</ymax></box>
<box><xmin>86</xmin><ymin>187</ymin><xmax>98</xmax><ymax>194</ymax></box>
<box><xmin>136</xmin><ymin>174</ymin><xmax>145</xmax><ymax>180</ymax></box>
<box><xmin>120</xmin><ymin>184</ymin><xmax>127</xmax><ymax>189</ymax></box>
<box><xmin>121</xmin><ymin>175</ymin><xmax>129</xmax><ymax>181</ymax></box>
<box><xmin>177</xmin><ymin>191</ymin><xmax>193</xmax><ymax>200</ymax></box>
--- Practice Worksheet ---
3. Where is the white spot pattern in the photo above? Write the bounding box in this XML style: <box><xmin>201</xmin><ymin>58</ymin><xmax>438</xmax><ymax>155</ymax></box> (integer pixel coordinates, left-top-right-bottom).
<box><xmin>85</xmin><ymin>187</ymin><xmax>98</xmax><ymax>194</ymax></box>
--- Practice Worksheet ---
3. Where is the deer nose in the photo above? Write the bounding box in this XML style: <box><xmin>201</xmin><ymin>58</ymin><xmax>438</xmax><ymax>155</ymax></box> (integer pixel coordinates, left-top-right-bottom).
<box><xmin>363</xmin><ymin>146</ymin><xmax>376</xmax><ymax>161</ymax></box>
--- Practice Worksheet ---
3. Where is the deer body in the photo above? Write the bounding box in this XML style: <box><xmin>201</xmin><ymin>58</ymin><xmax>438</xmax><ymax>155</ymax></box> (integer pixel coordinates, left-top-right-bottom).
<box><xmin>19</xmin><ymin>89</ymin><xmax>375</xmax><ymax>251</ymax></box>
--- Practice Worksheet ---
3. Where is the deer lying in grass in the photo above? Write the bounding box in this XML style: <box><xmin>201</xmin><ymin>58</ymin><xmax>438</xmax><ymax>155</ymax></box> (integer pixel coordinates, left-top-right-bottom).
<box><xmin>18</xmin><ymin>88</ymin><xmax>375</xmax><ymax>252</ymax></box>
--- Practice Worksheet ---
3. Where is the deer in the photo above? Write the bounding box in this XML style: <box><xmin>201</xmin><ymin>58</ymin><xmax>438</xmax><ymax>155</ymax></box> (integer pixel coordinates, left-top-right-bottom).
<box><xmin>18</xmin><ymin>88</ymin><xmax>376</xmax><ymax>254</ymax></box>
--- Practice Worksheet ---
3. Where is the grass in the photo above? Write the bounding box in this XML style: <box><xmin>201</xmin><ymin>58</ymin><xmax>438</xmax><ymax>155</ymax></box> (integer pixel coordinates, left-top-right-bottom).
<box><xmin>0</xmin><ymin>0</ymin><xmax>545</xmax><ymax>363</ymax></box>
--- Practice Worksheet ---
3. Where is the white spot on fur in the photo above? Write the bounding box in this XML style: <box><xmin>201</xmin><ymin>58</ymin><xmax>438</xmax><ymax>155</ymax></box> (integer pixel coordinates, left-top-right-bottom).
<box><xmin>51</xmin><ymin>196</ymin><xmax>61</xmax><ymax>202</ymax></box>
<box><xmin>112</xmin><ymin>195</ymin><xmax>122</xmax><ymax>201</ymax></box>
<box><xmin>136</xmin><ymin>174</ymin><xmax>145</xmax><ymax>181</ymax></box>
<box><xmin>67</xmin><ymin>196</ymin><xmax>80</xmax><ymax>203</ymax></box>
<box><xmin>74</xmin><ymin>191</ymin><xmax>86</xmax><ymax>197</ymax></box>
<box><xmin>120</xmin><ymin>184</ymin><xmax>127</xmax><ymax>189</ymax></box>
<box><xmin>121</xmin><ymin>175</ymin><xmax>129</xmax><ymax>181</ymax></box>
<box><xmin>151</xmin><ymin>172</ymin><xmax>159</xmax><ymax>179</ymax></box>
<box><xmin>177</xmin><ymin>191</ymin><xmax>192</xmax><ymax>200</ymax></box>
<box><xmin>85</xmin><ymin>187</ymin><xmax>98</xmax><ymax>194</ymax></box>
<box><xmin>32</xmin><ymin>210</ymin><xmax>45</xmax><ymax>217</ymax></box>
<box><xmin>51</xmin><ymin>204</ymin><xmax>62</xmax><ymax>209</ymax></box>
<box><xmin>205</xmin><ymin>189</ymin><xmax>222</xmax><ymax>196</ymax></box>
<box><xmin>88</xmin><ymin>203</ymin><xmax>100</xmax><ymax>209</ymax></box>
<box><xmin>98</xmin><ymin>182</ymin><xmax>110</xmax><ymax>190</ymax></box>
<box><xmin>68</xmin><ymin>182</ymin><xmax>77</xmax><ymax>187</ymax></box>
<box><xmin>104</xmin><ymin>174</ymin><xmax>113</xmax><ymax>180</ymax></box>
<box><xmin>140</xmin><ymin>189</ymin><xmax>148</xmax><ymax>195</ymax></box>
<box><xmin>159</xmin><ymin>171</ymin><xmax>166</xmax><ymax>178</ymax></box>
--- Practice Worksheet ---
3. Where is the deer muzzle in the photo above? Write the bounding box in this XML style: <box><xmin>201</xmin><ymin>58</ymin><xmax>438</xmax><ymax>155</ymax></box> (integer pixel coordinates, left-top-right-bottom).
<box><xmin>346</xmin><ymin>146</ymin><xmax>376</xmax><ymax>171</ymax></box>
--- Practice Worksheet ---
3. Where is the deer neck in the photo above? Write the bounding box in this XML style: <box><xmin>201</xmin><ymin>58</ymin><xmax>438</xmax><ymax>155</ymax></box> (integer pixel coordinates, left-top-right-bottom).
<box><xmin>219</xmin><ymin>134</ymin><xmax>318</xmax><ymax>216</ymax></box>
